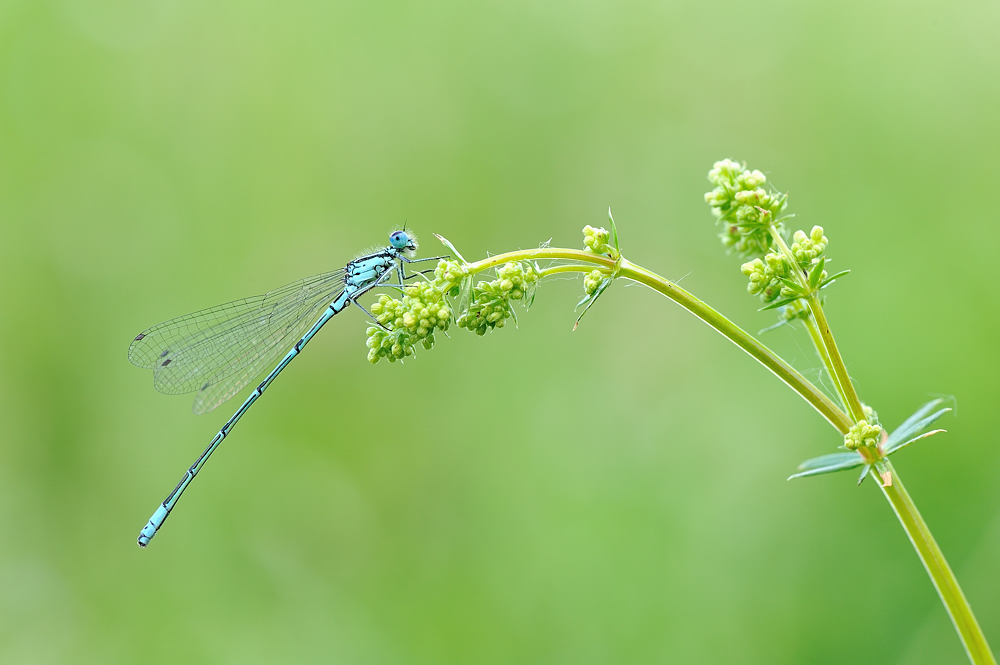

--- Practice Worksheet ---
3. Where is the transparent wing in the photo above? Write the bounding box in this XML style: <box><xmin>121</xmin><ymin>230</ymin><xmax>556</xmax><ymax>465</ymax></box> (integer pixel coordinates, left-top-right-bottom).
<box><xmin>129</xmin><ymin>270</ymin><xmax>345</xmax><ymax>408</ymax></box>
<box><xmin>189</xmin><ymin>307</ymin><xmax>322</xmax><ymax>414</ymax></box>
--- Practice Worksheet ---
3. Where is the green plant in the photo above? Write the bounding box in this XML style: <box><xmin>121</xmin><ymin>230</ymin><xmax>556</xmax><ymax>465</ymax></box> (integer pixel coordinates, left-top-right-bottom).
<box><xmin>365</xmin><ymin>160</ymin><xmax>995</xmax><ymax>664</ymax></box>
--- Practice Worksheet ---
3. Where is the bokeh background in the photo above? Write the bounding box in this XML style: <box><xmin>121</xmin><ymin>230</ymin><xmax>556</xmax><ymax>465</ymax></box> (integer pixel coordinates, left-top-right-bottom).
<box><xmin>1</xmin><ymin>0</ymin><xmax>999</xmax><ymax>663</ymax></box>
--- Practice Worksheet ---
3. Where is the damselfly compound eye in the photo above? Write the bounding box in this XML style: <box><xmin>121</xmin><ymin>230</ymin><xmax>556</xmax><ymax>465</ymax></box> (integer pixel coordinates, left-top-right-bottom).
<box><xmin>390</xmin><ymin>231</ymin><xmax>409</xmax><ymax>249</ymax></box>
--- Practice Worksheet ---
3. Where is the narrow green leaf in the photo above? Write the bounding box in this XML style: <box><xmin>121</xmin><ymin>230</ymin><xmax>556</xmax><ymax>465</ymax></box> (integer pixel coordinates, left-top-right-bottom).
<box><xmin>787</xmin><ymin>452</ymin><xmax>865</xmax><ymax>480</ymax></box>
<box><xmin>433</xmin><ymin>233</ymin><xmax>467</xmax><ymax>263</ymax></box>
<box><xmin>573</xmin><ymin>277</ymin><xmax>612</xmax><ymax>331</ymax></box>
<box><xmin>887</xmin><ymin>399</ymin><xmax>944</xmax><ymax>436</ymax></box>
<box><xmin>778</xmin><ymin>278</ymin><xmax>807</xmax><ymax>295</ymax></box>
<box><xmin>886</xmin><ymin>429</ymin><xmax>946</xmax><ymax>456</ymax></box>
<box><xmin>884</xmin><ymin>400</ymin><xmax>950</xmax><ymax>449</ymax></box>
<box><xmin>884</xmin><ymin>409</ymin><xmax>950</xmax><ymax>452</ymax></box>
<box><xmin>455</xmin><ymin>275</ymin><xmax>473</xmax><ymax>318</ymax></box>
<box><xmin>759</xmin><ymin>296</ymin><xmax>801</xmax><ymax>311</ymax></box>
<box><xmin>808</xmin><ymin>257</ymin><xmax>826</xmax><ymax>289</ymax></box>
<box><xmin>857</xmin><ymin>463</ymin><xmax>871</xmax><ymax>486</ymax></box>
<box><xmin>608</xmin><ymin>208</ymin><xmax>620</xmax><ymax>253</ymax></box>
<box><xmin>819</xmin><ymin>269</ymin><xmax>851</xmax><ymax>289</ymax></box>
<box><xmin>524</xmin><ymin>273</ymin><xmax>538</xmax><ymax>309</ymax></box>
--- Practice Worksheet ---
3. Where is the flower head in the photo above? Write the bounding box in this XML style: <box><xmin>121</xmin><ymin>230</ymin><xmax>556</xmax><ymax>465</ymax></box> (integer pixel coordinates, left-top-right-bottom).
<box><xmin>790</xmin><ymin>226</ymin><xmax>828</xmax><ymax>264</ymax></box>
<box><xmin>583</xmin><ymin>269</ymin><xmax>606</xmax><ymax>296</ymax></box>
<box><xmin>456</xmin><ymin>261</ymin><xmax>538</xmax><ymax>336</ymax></box>
<box><xmin>844</xmin><ymin>419</ymin><xmax>883</xmax><ymax>452</ymax></box>
<box><xmin>705</xmin><ymin>159</ymin><xmax>788</xmax><ymax>258</ymax></box>
<box><xmin>583</xmin><ymin>225</ymin><xmax>620</xmax><ymax>260</ymax></box>
<box><xmin>366</xmin><ymin>281</ymin><xmax>452</xmax><ymax>364</ymax></box>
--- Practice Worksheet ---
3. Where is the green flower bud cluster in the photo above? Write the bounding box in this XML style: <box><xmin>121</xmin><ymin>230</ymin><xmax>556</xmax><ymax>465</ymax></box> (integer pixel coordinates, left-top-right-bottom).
<box><xmin>583</xmin><ymin>225</ymin><xmax>620</xmax><ymax>259</ymax></box>
<box><xmin>457</xmin><ymin>261</ymin><xmax>538</xmax><ymax>336</ymax></box>
<box><xmin>704</xmin><ymin>159</ymin><xmax>788</xmax><ymax>258</ymax></box>
<box><xmin>366</xmin><ymin>281</ymin><xmax>452</xmax><ymax>364</ymax></box>
<box><xmin>583</xmin><ymin>269</ymin><xmax>606</xmax><ymax>296</ymax></box>
<box><xmin>434</xmin><ymin>259</ymin><xmax>469</xmax><ymax>296</ymax></box>
<box><xmin>844</xmin><ymin>419</ymin><xmax>883</xmax><ymax>452</ymax></box>
<box><xmin>741</xmin><ymin>253</ymin><xmax>793</xmax><ymax>303</ymax></box>
<box><xmin>740</xmin><ymin>226</ymin><xmax>829</xmax><ymax>304</ymax></box>
<box><xmin>780</xmin><ymin>299</ymin><xmax>811</xmax><ymax>322</ymax></box>
<box><xmin>790</xmin><ymin>226</ymin><xmax>828</xmax><ymax>264</ymax></box>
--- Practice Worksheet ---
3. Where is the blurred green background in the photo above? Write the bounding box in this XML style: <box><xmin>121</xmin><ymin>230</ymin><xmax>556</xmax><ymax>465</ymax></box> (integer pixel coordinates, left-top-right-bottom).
<box><xmin>1</xmin><ymin>0</ymin><xmax>998</xmax><ymax>662</ymax></box>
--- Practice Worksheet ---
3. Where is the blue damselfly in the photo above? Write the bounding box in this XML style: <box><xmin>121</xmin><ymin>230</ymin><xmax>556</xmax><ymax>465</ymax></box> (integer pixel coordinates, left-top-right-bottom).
<box><xmin>130</xmin><ymin>230</ymin><xmax>440</xmax><ymax>547</ymax></box>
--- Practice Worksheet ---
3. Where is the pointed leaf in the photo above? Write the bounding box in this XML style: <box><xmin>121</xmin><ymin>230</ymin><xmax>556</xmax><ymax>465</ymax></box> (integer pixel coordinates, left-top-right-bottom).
<box><xmin>788</xmin><ymin>452</ymin><xmax>865</xmax><ymax>480</ymax></box>
<box><xmin>887</xmin><ymin>399</ymin><xmax>944</xmax><ymax>438</ymax></box>
<box><xmin>759</xmin><ymin>296</ymin><xmax>801</xmax><ymax>311</ymax></box>
<box><xmin>885</xmin><ymin>429</ymin><xmax>946</xmax><ymax>456</ymax></box>
<box><xmin>433</xmin><ymin>233</ymin><xmax>467</xmax><ymax>263</ymax></box>
<box><xmin>857</xmin><ymin>463</ymin><xmax>871</xmax><ymax>486</ymax></box>
<box><xmin>884</xmin><ymin>400</ymin><xmax>950</xmax><ymax>450</ymax></box>
<box><xmin>778</xmin><ymin>277</ymin><xmax>807</xmax><ymax>295</ymax></box>
<box><xmin>573</xmin><ymin>277</ymin><xmax>612</xmax><ymax>331</ymax></box>
<box><xmin>524</xmin><ymin>267</ymin><xmax>539</xmax><ymax>308</ymax></box>
<box><xmin>608</xmin><ymin>208</ymin><xmax>620</xmax><ymax>253</ymax></box>
<box><xmin>819</xmin><ymin>269</ymin><xmax>851</xmax><ymax>289</ymax></box>
<box><xmin>808</xmin><ymin>257</ymin><xmax>826</xmax><ymax>289</ymax></box>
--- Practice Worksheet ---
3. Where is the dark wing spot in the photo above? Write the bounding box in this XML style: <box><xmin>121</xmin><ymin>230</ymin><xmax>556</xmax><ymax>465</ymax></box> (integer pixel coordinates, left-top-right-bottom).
<box><xmin>134</xmin><ymin>333</ymin><xmax>146</xmax><ymax>341</ymax></box>
<box><xmin>160</xmin><ymin>349</ymin><xmax>169</xmax><ymax>358</ymax></box>
<box><xmin>201</xmin><ymin>383</ymin><xmax>209</xmax><ymax>391</ymax></box>
<box><xmin>161</xmin><ymin>359</ymin><xmax>172</xmax><ymax>367</ymax></box>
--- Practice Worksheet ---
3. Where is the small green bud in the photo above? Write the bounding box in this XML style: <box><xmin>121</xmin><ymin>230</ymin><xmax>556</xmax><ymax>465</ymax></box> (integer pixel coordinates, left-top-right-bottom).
<box><xmin>582</xmin><ymin>225</ymin><xmax>620</xmax><ymax>259</ymax></box>
<box><xmin>742</xmin><ymin>252</ymin><xmax>791</xmax><ymax>302</ymax></box>
<box><xmin>844</xmin><ymin>420</ymin><xmax>883</xmax><ymax>452</ymax></box>
<box><xmin>365</xmin><ymin>277</ymin><xmax>454</xmax><ymax>364</ymax></box>
<box><xmin>704</xmin><ymin>159</ymin><xmax>789</xmax><ymax>259</ymax></box>
<box><xmin>583</xmin><ymin>269</ymin><xmax>605</xmax><ymax>296</ymax></box>
<box><xmin>736</xmin><ymin>169</ymin><xmax>766</xmax><ymax>190</ymax></box>
<box><xmin>456</xmin><ymin>261</ymin><xmax>538</xmax><ymax>337</ymax></box>
<box><xmin>707</xmin><ymin>158</ymin><xmax>745</xmax><ymax>187</ymax></box>
<box><xmin>862</xmin><ymin>404</ymin><xmax>879</xmax><ymax>427</ymax></box>
<box><xmin>779</xmin><ymin>299</ymin><xmax>811</xmax><ymax>322</ymax></box>
<box><xmin>790</xmin><ymin>226</ymin><xmax>828</xmax><ymax>265</ymax></box>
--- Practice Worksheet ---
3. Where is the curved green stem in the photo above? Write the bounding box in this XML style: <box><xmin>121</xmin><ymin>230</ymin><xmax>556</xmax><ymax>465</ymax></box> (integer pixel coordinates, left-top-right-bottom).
<box><xmin>462</xmin><ymin>248</ymin><xmax>852</xmax><ymax>434</ymax></box>
<box><xmin>876</xmin><ymin>462</ymin><xmax>997</xmax><ymax>665</ymax></box>
<box><xmin>457</xmin><ymin>242</ymin><xmax>993</xmax><ymax>663</ymax></box>
<box><xmin>537</xmin><ymin>263</ymin><xmax>602</xmax><ymax>278</ymax></box>
<box><xmin>618</xmin><ymin>259</ymin><xmax>851</xmax><ymax>433</ymax></box>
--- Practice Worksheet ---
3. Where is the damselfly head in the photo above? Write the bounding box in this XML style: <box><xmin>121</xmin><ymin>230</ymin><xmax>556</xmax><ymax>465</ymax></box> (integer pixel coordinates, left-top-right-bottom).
<box><xmin>389</xmin><ymin>230</ymin><xmax>418</xmax><ymax>253</ymax></box>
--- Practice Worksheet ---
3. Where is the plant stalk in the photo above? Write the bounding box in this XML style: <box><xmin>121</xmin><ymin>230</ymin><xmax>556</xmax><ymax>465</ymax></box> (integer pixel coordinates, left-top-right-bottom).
<box><xmin>805</xmin><ymin>292</ymin><xmax>866</xmax><ymax>422</ymax></box>
<box><xmin>790</xmin><ymin>260</ymin><xmax>994</xmax><ymax>665</ymax></box>
<box><xmin>462</xmin><ymin>248</ymin><xmax>852</xmax><ymax>434</ymax></box>
<box><xmin>460</xmin><ymin>243</ymin><xmax>993</xmax><ymax>663</ymax></box>
<box><xmin>801</xmin><ymin>313</ymin><xmax>849</xmax><ymax>411</ymax></box>
<box><xmin>876</xmin><ymin>461</ymin><xmax>997</xmax><ymax>665</ymax></box>
<box><xmin>766</xmin><ymin>227</ymin><xmax>866</xmax><ymax>422</ymax></box>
